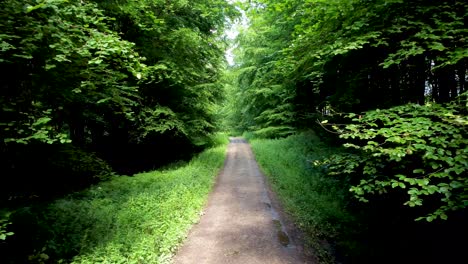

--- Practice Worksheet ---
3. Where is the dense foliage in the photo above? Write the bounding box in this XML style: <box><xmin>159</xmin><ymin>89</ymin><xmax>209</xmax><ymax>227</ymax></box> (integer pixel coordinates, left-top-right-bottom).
<box><xmin>229</xmin><ymin>0</ymin><xmax>466</xmax><ymax>130</ymax></box>
<box><xmin>226</xmin><ymin>0</ymin><xmax>467</xmax><ymax>216</ymax></box>
<box><xmin>0</xmin><ymin>0</ymin><xmax>237</xmax><ymax>197</ymax></box>
<box><xmin>322</xmin><ymin>95</ymin><xmax>467</xmax><ymax>221</ymax></box>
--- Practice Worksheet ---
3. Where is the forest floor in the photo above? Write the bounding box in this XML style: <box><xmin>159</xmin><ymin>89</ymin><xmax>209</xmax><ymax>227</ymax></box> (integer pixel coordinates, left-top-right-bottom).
<box><xmin>173</xmin><ymin>138</ymin><xmax>313</xmax><ymax>264</ymax></box>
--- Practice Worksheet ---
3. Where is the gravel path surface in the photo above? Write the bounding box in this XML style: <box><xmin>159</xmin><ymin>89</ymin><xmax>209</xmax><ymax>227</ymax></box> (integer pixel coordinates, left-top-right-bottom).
<box><xmin>173</xmin><ymin>138</ymin><xmax>312</xmax><ymax>264</ymax></box>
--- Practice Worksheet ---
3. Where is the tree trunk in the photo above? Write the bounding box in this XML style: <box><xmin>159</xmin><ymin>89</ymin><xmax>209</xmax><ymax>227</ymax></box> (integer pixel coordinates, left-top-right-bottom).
<box><xmin>457</xmin><ymin>61</ymin><xmax>466</xmax><ymax>94</ymax></box>
<box><xmin>435</xmin><ymin>65</ymin><xmax>454</xmax><ymax>103</ymax></box>
<box><xmin>390</xmin><ymin>65</ymin><xmax>401</xmax><ymax>106</ymax></box>
<box><xmin>411</xmin><ymin>56</ymin><xmax>426</xmax><ymax>104</ymax></box>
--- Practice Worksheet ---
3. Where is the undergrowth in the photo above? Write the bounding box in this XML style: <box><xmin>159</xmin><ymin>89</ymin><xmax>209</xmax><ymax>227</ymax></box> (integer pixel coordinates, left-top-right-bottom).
<box><xmin>2</xmin><ymin>135</ymin><xmax>228</xmax><ymax>264</ymax></box>
<box><xmin>249</xmin><ymin>131</ymin><xmax>357</xmax><ymax>263</ymax></box>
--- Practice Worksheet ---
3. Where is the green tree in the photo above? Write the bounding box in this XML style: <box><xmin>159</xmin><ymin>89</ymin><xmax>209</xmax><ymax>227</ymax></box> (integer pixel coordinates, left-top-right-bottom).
<box><xmin>228</xmin><ymin>0</ymin><xmax>467</xmax><ymax>218</ymax></box>
<box><xmin>0</xmin><ymin>0</ymin><xmax>239</xmax><ymax>195</ymax></box>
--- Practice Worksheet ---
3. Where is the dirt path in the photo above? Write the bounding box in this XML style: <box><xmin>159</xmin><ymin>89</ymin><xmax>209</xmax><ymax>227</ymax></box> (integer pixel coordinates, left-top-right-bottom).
<box><xmin>173</xmin><ymin>138</ymin><xmax>312</xmax><ymax>264</ymax></box>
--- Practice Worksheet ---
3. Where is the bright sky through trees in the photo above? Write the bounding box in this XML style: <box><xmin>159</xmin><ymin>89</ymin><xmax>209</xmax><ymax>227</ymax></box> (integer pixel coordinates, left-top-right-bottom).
<box><xmin>225</xmin><ymin>1</ymin><xmax>248</xmax><ymax>65</ymax></box>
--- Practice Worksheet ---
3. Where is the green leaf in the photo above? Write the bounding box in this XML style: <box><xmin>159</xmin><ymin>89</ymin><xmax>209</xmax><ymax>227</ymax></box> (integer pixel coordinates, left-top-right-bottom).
<box><xmin>33</xmin><ymin>117</ymin><xmax>52</xmax><ymax>126</ymax></box>
<box><xmin>429</xmin><ymin>42</ymin><xmax>446</xmax><ymax>51</ymax></box>
<box><xmin>450</xmin><ymin>181</ymin><xmax>463</xmax><ymax>189</ymax></box>
<box><xmin>97</xmin><ymin>98</ymin><xmax>111</xmax><ymax>104</ymax></box>
<box><xmin>45</xmin><ymin>64</ymin><xmax>56</xmax><ymax>70</ymax></box>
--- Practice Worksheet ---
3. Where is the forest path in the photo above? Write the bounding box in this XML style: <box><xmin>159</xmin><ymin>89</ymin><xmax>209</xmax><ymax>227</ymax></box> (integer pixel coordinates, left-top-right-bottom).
<box><xmin>173</xmin><ymin>138</ymin><xmax>311</xmax><ymax>264</ymax></box>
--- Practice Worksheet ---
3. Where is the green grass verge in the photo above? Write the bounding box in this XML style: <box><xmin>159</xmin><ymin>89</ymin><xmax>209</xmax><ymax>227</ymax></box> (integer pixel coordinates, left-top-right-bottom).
<box><xmin>249</xmin><ymin>131</ymin><xmax>357</xmax><ymax>263</ymax></box>
<box><xmin>7</xmin><ymin>140</ymin><xmax>227</xmax><ymax>264</ymax></box>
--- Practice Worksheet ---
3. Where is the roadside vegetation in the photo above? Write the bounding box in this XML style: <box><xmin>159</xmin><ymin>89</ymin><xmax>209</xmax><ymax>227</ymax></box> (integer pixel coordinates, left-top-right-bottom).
<box><xmin>249</xmin><ymin>132</ymin><xmax>355</xmax><ymax>263</ymax></box>
<box><xmin>1</xmin><ymin>135</ymin><xmax>227</xmax><ymax>263</ymax></box>
<box><xmin>249</xmin><ymin>132</ymin><xmax>466</xmax><ymax>264</ymax></box>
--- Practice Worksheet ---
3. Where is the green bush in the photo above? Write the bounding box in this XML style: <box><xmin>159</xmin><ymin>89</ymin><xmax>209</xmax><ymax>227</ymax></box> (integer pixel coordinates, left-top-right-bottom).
<box><xmin>322</xmin><ymin>94</ymin><xmax>468</xmax><ymax>221</ymax></box>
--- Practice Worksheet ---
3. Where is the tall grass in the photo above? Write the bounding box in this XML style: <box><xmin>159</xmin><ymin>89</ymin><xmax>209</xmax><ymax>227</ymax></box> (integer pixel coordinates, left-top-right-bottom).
<box><xmin>4</xmin><ymin>139</ymin><xmax>228</xmax><ymax>263</ymax></box>
<box><xmin>249</xmin><ymin>131</ymin><xmax>357</xmax><ymax>263</ymax></box>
